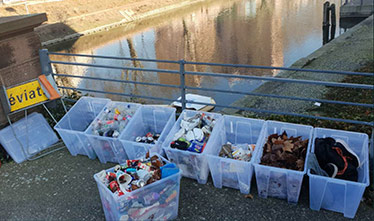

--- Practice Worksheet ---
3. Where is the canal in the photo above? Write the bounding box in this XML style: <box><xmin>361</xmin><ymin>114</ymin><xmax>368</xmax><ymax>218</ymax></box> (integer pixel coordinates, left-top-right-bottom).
<box><xmin>50</xmin><ymin>0</ymin><xmax>342</xmax><ymax>108</ymax></box>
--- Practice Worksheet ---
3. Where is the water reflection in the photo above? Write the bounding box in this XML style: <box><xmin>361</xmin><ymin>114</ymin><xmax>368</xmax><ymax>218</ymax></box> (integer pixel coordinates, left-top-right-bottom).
<box><xmin>52</xmin><ymin>0</ymin><xmax>341</xmax><ymax>107</ymax></box>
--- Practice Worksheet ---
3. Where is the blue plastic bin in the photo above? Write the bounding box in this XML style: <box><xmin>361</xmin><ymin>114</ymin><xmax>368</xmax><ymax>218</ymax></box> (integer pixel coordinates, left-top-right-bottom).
<box><xmin>206</xmin><ymin>115</ymin><xmax>265</xmax><ymax>194</ymax></box>
<box><xmin>162</xmin><ymin>110</ymin><xmax>223</xmax><ymax>184</ymax></box>
<box><xmin>54</xmin><ymin>97</ymin><xmax>110</xmax><ymax>159</ymax></box>
<box><xmin>308</xmin><ymin>127</ymin><xmax>369</xmax><ymax>218</ymax></box>
<box><xmin>86</xmin><ymin>101</ymin><xmax>141</xmax><ymax>163</ymax></box>
<box><xmin>119</xmin><ymin>105</ymin><xmax>176</xmax><ymax>159</ymax></box>
<box><xmin>253</xmin><ymin>120</ymin><xmax>313</xmax><ymax>204</ymax></box>
<box><xmin>0</xmin><ymin>112</ymin><xmax>59</xmax><ymax>163</ymax></box>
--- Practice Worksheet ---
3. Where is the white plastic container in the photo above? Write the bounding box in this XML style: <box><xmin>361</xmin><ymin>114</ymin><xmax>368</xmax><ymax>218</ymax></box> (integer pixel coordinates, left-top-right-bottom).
<box><xmin>0</xmin><ymin>112</ymin><xmax>59</xmax><ymax>163</ymax></box>
<box><xmin>93</xmin><ymin>156</ymin><xmax>182</xmax><ymax>220</ymax></box>
<box><xmin>54</xmin><ymin>97</ymin><xmax>110</xmax><ymax>159</ymax></box>
<box><xmin>119</xmin><ymin>105</ymin><xmax>176</xmax><ymax>159</ymax></box>
<box><xmin>162</xmin><ymin>110</ymin><xmax>222</xmax><ymax>184</ymax></box>
<box><xmin>308</xmin><ymin>127</ymin><xmax>369</xmax><ymax>218</ymax></box>
<box><xmin>206</xmin><ymin>115</ymin><xmax>265</xmax><ymax>194</ymax></box>
<box><xmin>253</xmin><ymin>120</ymin><xmax>313</xmax><ymax>204</ymax></box>
<box><xmin>86</xmin><ymin>101</ymin><xmax>141</xmax><ymax>163</ymax></box>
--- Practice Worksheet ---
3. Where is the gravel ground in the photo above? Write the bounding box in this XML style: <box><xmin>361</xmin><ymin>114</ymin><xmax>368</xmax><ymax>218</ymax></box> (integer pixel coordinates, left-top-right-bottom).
<box><xmin>0</xmin><ymin>147</ymin><xmax>373</xmax><ymax>220</ymax></box>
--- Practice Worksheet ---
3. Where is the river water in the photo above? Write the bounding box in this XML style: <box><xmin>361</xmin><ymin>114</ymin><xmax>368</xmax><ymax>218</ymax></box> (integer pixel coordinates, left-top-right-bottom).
<box><xmin>51</xmin><ymin>0</ymin><xmax>342</xmax><ymax>107</ymax></box>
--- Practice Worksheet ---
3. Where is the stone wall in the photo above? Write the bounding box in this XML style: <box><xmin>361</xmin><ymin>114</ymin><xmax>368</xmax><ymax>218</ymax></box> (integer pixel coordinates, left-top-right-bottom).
<box><xmin>0</xmin><ymin>13</ymin><xmax>46</xmax><ymax>127</ymax></box>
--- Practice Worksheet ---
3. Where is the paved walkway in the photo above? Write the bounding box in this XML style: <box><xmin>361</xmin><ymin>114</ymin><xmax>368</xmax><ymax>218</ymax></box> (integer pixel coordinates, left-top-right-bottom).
<box><xmin>0</xmin><ymin>147</ymin><xmax>373</xmax><ymax>220</ymax></box>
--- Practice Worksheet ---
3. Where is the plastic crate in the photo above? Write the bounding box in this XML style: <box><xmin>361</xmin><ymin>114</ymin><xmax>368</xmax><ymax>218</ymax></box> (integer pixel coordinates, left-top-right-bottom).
<box><xmin>162</xmin><ymin>110</ymin><xmax>222</xmax><ymax>184</ymax></box>
<box><xmin>86</xmin><ymin>101</ymin><xmax>141</xmax><ymax>163</ymax></box>
<box><xmin>308</xmin><ymin>128</ymin><xmax>369</xmax><ymax>218</ymax></box>
<box><xmin>253</xmin><ymin>120</ymin><xmax>313</xmax><ymax>204</ymax></box>
<box><xmin>119</xmin><ymin>105</ymin><xmax>176</xmax><ymax>159</ymax></box>
<box><xmin>93</xmin><ymin>155</ymin><xmax>182</xmax><ymax>220</ymax></box>
<box><xmin>0</xmin><ymin>112</ymin><xmax>59</xmax><ymax>163</ymax></box>
<box><xmin>206</xmin><ymin>115</ymin><xmax>265</xmax><ymax>194</ymax></box>
<box><xmin>54</xmin><ymin>97</ymin><xmax>110</xmax><ymax>159</ymax></box>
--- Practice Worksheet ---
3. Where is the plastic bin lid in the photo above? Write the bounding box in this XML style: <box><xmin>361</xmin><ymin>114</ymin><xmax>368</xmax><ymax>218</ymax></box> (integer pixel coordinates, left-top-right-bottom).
<box><xmin>0</xmin><ymin>112</ymin><xmax>59</xmax><ymax>163</ymax></box>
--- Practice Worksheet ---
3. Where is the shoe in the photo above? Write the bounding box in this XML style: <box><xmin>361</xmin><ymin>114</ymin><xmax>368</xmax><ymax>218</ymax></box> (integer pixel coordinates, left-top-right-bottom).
<box><xmin>314</xmin><ymin>137</ymin><xmax>359</xmax><ymax>182</ymax></box>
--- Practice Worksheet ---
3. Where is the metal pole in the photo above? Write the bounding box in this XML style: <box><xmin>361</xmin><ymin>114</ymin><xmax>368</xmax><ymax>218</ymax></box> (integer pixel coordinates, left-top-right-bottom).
<box><xmin>330</xmin><ymin>4</ymin><xmax>336</xmax><ymax>42</ymax></box>
<box><xmin>179</xmin><ymin>60</ymin><xmax>186</xmax><ymax>110</ymax></box>
<box><xmin>323</xmin><ymin>2</ymin><xmax>330</xmax><ymax>45</ymax></box>
<box><xmin>371</xmin><ymin>128</ymin><xmax>374</xmax><ymax>190</ymax></box>
<box><xmin>39</xmin><ymin>49</ymin><xmax>53</xmax><ymax>76</ymax></box>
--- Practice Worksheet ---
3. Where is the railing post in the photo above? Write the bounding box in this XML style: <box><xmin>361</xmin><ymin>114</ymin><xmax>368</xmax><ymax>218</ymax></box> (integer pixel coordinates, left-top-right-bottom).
<box><xmin>330</xmin><ymin>4</ymin><xmax>336</xmax><ymax>42</ymax></box>
<box><xmin>179</xmin><ymin>60</ymin><xmax>186</xmax><ymax>110</ymax></box>
<box><xmin>39</xmin><ymin>49</ymin><xmax>59</xmax><ymax>107</ymax></box>
<box><xmin>39</xmin><ymin>49</ymin><xmax>53</xmax><ymax>76</ymax></box>
<box><xmin>371</xmin><ymin>128</ymin><xmax>374</xmax><ymax>190</ymax></box>
<box><xmin>322</xmin><ymin>1</ymin><xmax>330</xmax><ymax>45</ymax></box>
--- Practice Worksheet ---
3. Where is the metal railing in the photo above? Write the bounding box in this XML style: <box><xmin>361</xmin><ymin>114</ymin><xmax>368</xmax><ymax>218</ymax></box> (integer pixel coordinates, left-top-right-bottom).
<box><xmin>40</xmin><ymin>49</ymin><xmax>374</xmax><ymax>128</ymax></box>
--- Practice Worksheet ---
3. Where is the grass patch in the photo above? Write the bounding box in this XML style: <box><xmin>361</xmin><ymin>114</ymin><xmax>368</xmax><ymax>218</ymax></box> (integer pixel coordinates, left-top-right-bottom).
<box><xmin>243</xmin><ymin>62</ymin><xmax>374</xmax><ymax>135</ymax></box>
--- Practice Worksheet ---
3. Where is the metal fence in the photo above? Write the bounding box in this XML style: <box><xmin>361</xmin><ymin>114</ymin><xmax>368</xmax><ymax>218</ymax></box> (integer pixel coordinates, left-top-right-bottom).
<box><xmin>39</xmin><ymin>49</ymin><xmax>374</xmax><ymax>127</ymax></box>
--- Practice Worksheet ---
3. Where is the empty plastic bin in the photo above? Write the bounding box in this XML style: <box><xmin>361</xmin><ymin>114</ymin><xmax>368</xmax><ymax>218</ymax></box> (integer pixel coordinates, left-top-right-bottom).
<box><xmin>86</xmin><ymin>101</ymin><xmax>141</xmax><ymax>163</ymax></box>
<box><xmin>93</xmin><ymin>155</ymin><xmax>182</xmax><ymax>220</ymax></box>
<box><xmin>54</xmin><ymin>96</ymin><xmax>110</xmax><ymax>159</ymax></box>
<box><xmin>162</xmin><ymin>110</ymin><xmax>222</xmax><ymax>184</ymax></box>
<box><xmin>308</xmin><ymin>127</ymin><xmax>369</xmax><ymax>218</ymax></box>
<box><xmin>206</xmin><ymin>115</ymin><xmax>265</xmax><ymax>194</ymax></box>
<box><xmin>0</xmin><ymin>112</ymin><xmax>59</xmax><ymax>163</ymax></box>
<box><xmin>253</xmin><ymin>120</ymin><xmax>313</xmax><ymax>204</ymax></box>
<box><xmin>119</xmin><ymin>105</ymin><xmax>176</xmax><ymax>159</ymax></box>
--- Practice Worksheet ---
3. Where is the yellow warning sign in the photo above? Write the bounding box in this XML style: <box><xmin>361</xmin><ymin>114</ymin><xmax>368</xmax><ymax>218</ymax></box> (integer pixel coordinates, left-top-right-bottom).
<box><xmin>6</xmin><ymin>80</ymin><xmax>48</xmax><ymax>112</ymax></box>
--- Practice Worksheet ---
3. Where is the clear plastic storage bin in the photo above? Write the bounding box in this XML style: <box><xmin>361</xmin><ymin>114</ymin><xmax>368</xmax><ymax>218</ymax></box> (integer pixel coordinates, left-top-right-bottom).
<box><xmin>253</xmin><ymin>120</ymin><xmax>313</xmax><ymax>204</ymax></box>
<box><xmin>206</xmin><ymin>115</ymin><xmax>265</xmax><ymax>194</ymax></box>
<box><xmin>119</xmin><ymin>105</ymin><xmax>176</xmax><ymax>159</ymax></box>
<box><xmin>94</xmin><ymin>156</ymin><xmax>182</xmax><ymax>220</ymax></box>
<box><xmin>0</xmin><ymin>112</ymin><xmax>59</xmax><ymax>163</ymax></box>
<box><xmin>162</xmin><ymin>110</ymin><xmax>222</xmax><ymax>184</ymax></box>
<box><xmin>308</xmin><ymin>127</ymin><xmax>369</xmax><ymax>218</ymax></box>
<box><xmin>54</xmin><ymin>97</ymin><xmax>110</xmax><ymax>159</ymax></box>
<box><xmin>86</xmin><ymin>101</ymin><xmax>141</xmax><ymax>163</ymax></box>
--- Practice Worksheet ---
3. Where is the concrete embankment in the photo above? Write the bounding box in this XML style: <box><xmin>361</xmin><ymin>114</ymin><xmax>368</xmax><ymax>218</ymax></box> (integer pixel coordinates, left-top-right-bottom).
<box><xmin>222</xmin><ymin>15</ymin><xmax>373</xmax><ymax>116</ymax></box>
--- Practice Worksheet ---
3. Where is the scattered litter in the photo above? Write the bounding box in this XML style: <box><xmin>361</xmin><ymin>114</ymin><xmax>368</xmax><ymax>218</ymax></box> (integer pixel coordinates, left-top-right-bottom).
<box><xmin>244</xmin><ymin>194</ymin><xmax>254</xmax><ymax>199</ymax></box>
<box><xmin>260</xmin><ymin>131</ymin><xmax>308</xmax><ymax>171</ymax></box>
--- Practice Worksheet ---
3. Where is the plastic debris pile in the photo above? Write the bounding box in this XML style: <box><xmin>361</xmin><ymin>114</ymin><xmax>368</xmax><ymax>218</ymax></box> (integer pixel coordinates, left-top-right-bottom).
<box><xmin>117</xmin><ymin>179</ymin><xmax>180</xmax><ymax>220</ymax></box>
<box><xmin>97</xmin><ymin>155</ymin><xmax>178</xmax><ymax>195</ymax></box>
<box><xmin>92</xmin><ymin>104</ymin><xmax>137</xmax><ymax>138</ymax></box>
<box><xmin>219</xmin><ymin>142</ymin><xmax>255</xmax><ymax>161</ymax></box>
<box><xmin>96</xmin><ymin>154</ymin><xmax>180</xmax><ymax>220</ymax></box>
<box><xmin>136</xmin><ymin>133</ymin><xmax>160</xmax><ymax>144</ymax></box>
<box><xmin>170</xmin><ymin>113</ymin><xmax>217</xmax><ymax>153</ymax></box>
<box><xmin>260</xmin><ymin>131</ymin><xmax>308</xmax><ymax>171</ymax></box>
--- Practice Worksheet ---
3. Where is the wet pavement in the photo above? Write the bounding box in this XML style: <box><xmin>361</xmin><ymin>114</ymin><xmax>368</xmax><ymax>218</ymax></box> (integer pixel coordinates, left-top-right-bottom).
<box><xmin>0</xmin><ymin>147</ymin><xmax>373</xmax><ymax>220</ymax></box>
